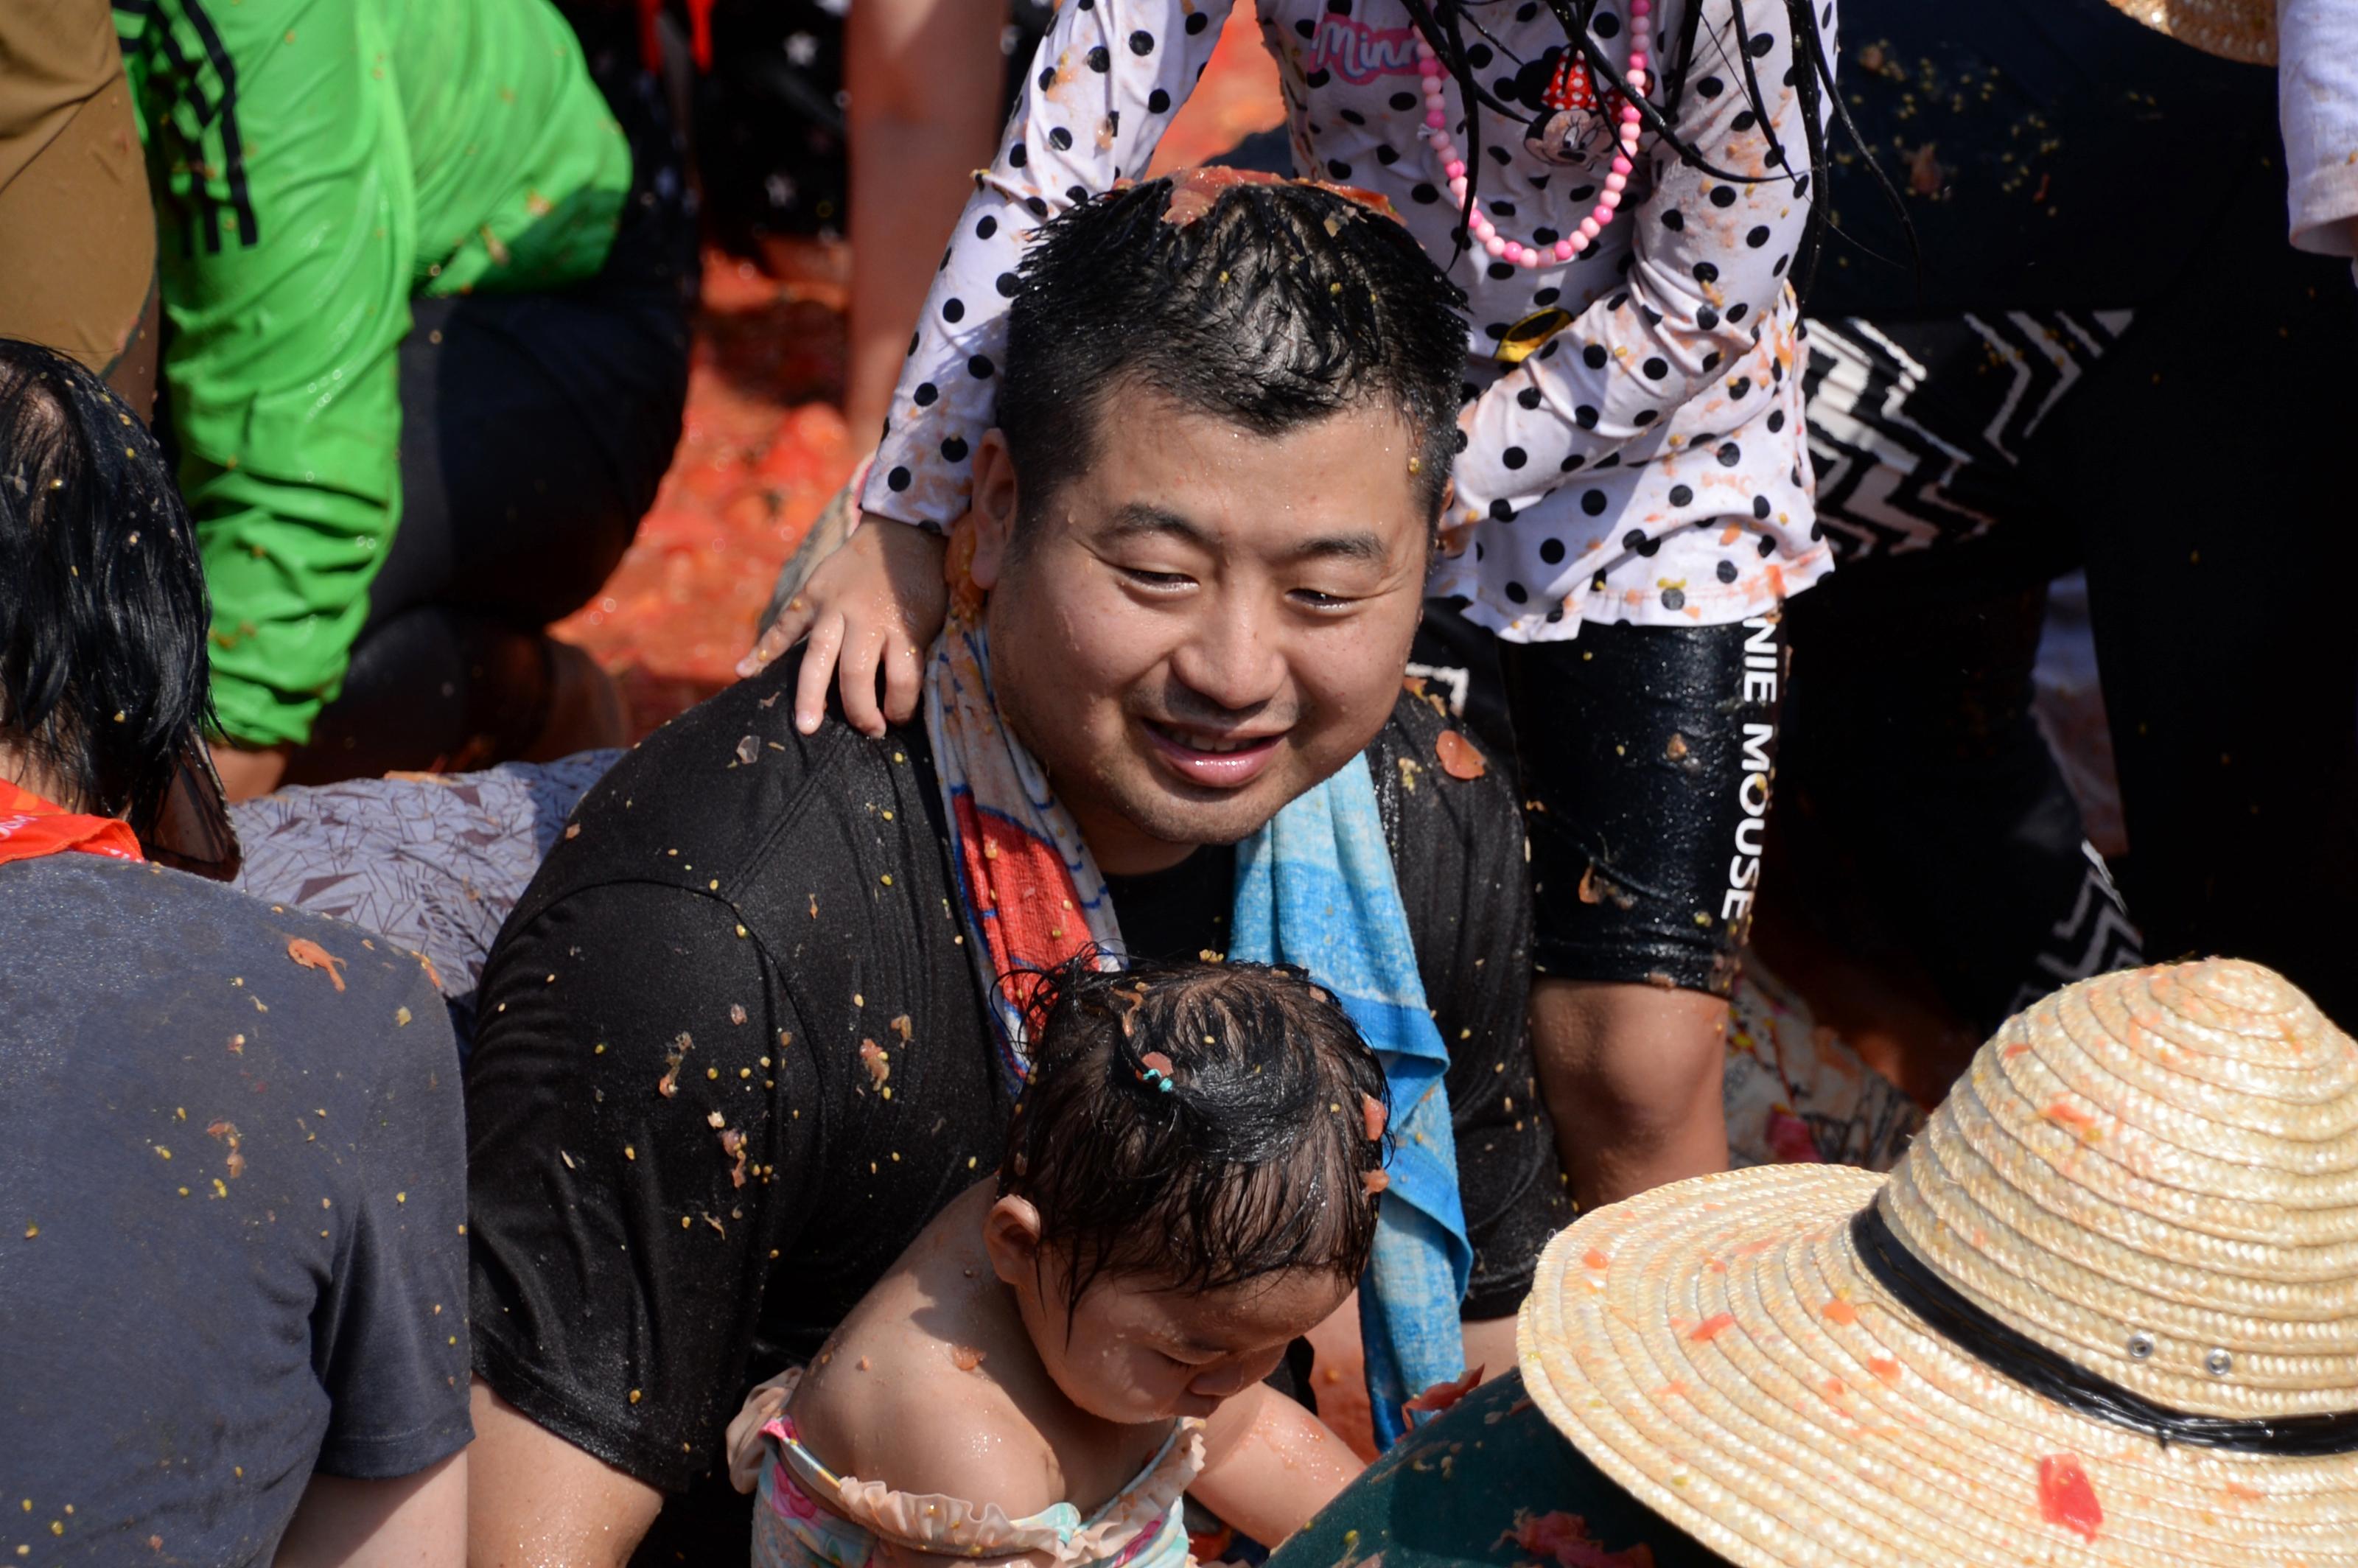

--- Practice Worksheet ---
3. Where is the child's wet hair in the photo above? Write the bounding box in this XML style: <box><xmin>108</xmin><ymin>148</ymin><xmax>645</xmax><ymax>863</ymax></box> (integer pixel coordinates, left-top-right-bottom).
<box><xmin>998</xmin><ymin>953</ymin><xmax>1391</xmax><ymax>1316</ymax></box>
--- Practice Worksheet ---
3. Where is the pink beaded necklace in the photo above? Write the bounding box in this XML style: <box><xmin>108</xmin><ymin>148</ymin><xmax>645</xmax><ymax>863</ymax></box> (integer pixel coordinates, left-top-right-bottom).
<box><xmin>1414</xmin><ymin>0</ymin><xmax>1654</xmax><ymax>270</ymax></box>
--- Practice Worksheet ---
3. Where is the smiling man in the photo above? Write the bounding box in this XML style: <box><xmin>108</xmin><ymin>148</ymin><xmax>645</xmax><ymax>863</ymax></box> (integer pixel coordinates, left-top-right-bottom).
<box><xmin>462</xmin><ymin>177</ymin><xmax>1567</xmax><ymax>1564</ymax></box>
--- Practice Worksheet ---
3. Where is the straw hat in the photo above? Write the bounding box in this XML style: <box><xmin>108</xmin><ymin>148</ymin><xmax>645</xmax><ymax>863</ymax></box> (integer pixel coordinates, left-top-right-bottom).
<box><xmin>2105</xmin><ymin>0</ymin><xmax>2275</xmax><ymax>64</ymax></box>
<box><xmin>1519</xmin><ymin>959</ymin><xmax>2358</xmax><ymax>1567</ymax></box>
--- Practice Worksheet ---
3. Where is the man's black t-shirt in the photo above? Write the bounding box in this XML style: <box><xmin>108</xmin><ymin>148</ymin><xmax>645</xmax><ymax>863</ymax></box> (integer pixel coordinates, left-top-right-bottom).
<box><xmin>1101</xmin><ymin>848</ymin><xmax>1234</xmax><ymax>962</ymax></box>
<box><xmin>0</xmin><ymin>857</ymin><xmax>472</xmax><ymax>1565</ymax></box>
<box><xmin>466</xmin><ymin>650</ymin><xmax>1566</xmax><ymax>1555</ymax></box>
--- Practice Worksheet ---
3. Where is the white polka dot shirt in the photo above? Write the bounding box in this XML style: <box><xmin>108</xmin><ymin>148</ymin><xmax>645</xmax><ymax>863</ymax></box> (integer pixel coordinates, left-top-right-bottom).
<box><xmin>861</xmin><ymin>0</ymin><xmax>1836</xmax><ymax>640</ymax></box>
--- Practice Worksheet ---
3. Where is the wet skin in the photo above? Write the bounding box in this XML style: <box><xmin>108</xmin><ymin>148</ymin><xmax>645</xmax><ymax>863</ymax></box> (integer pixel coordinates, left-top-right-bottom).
<box><xmin>969</xmin><ymin>388</ymin><xmax>1435</xmax><ymax>876</ymax></box>
<box><xmin>783</xmin><ymin>1183</ymin><xmax>1353</xmax><ymax>1530</ymax></box>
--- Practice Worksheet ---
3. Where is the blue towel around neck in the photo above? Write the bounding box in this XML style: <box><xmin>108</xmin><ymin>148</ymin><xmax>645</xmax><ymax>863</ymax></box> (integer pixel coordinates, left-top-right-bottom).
<box><xmin>1228</xmin><ymin>754</ymin><xmax>1472</xmax><ymax>1447</ymax></box>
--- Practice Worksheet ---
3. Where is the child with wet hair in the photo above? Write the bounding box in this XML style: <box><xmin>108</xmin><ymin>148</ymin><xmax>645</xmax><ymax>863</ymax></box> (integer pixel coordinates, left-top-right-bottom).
<box><xmin>727</xmin><ymin>955</ymin><xmax>1386</xmax><ymax>1567</ymax></box>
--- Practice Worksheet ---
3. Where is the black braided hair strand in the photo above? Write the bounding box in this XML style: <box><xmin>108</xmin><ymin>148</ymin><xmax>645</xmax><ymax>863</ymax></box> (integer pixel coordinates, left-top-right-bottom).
<box><xmin>1400</xmin><ymin>0</ymin><xmax>1907</xmax><ymax>291</ymax></box>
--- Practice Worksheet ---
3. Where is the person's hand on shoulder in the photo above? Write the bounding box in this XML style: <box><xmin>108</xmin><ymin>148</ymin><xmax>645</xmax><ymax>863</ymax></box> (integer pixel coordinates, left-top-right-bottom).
<box><xmin>741</xmin><ymin>514</ymin><xmax>950</xmax><ymax>740</ymax></box>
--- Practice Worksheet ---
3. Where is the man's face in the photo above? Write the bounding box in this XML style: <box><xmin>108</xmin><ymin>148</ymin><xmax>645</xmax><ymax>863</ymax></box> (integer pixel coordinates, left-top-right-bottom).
<box><xmin>974</xmin><ymin>388</ymin><xmax>1432</xmax><ymax>875</ymax></box>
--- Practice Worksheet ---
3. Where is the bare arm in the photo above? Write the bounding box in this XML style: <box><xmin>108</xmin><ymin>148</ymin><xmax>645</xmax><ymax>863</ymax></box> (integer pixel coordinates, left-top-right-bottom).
<box><xmin>275</xmin><ymin>1451</ymin><xmax>466</xmax><ymax>1568</ymax></box>
<box><xmin>463</xmin><ymin>1379</ymin><xmax>665</xmax><ymax>1568</ymax></box>
<box><xmin>1191</xmin><ymin>1385</ymin><xmax>1363</xmax><ymax>1547</ymax></box>
<box><xmin>844</xmin><ymin>0</ymin><xmax>1012</xmax><ymax>440</ymax></box>
<box><xmin>1532</xmin><ymin>977</ymin><xmax>1729</xmax><ymax>1209</ymax></box>
<box><xmin>1458</xmin><ymin>1315</ymin><xmax>1519</xmax><ymax>1388</ymax></box>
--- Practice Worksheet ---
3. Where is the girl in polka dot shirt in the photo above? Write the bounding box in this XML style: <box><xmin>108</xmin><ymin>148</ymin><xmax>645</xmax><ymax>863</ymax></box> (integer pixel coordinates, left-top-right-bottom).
<box><xmin>764</xmin><ymin>0</ymin><xmax>1844</xmax><ymax>1211</ymax></box>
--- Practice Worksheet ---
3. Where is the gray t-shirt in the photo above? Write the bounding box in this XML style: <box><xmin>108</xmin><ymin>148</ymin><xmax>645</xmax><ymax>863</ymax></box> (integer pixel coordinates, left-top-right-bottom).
<box><xmin>0</xmin><ymin>856</ymin><xmax>471</xmax><ymax>1565</ymax></box>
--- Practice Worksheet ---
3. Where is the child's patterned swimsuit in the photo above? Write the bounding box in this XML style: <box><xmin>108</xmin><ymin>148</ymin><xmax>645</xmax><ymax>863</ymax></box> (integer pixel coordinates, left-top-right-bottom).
<box><xmin>750</xmin><ymin>1378</ymin><xmax>1205</xmax><ymax>1568</ymax></box>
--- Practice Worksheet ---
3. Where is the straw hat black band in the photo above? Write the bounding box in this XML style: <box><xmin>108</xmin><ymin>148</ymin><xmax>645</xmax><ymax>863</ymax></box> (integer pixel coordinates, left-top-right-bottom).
<box><xmin>1852</xmin><ymin>1208</ymin><xmax>2358</xmax><ymax>1457</ymax></box>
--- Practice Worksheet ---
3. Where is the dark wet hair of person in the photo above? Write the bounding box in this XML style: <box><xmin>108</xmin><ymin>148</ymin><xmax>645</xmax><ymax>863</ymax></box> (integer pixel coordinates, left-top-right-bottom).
<box><xmin>997</xmin><ymin>175</ymin><xmax>1469</xmax><ymax>529</ymax></box>
<box><xmin>998</xmin><ymin>953</ymin><xmax>1393</xmax><ymax>1320</ymax></box>
<box><xmin>0</xmin><ymin>340</ymin><xmax>213</xmax><ymax>820</ymax></box>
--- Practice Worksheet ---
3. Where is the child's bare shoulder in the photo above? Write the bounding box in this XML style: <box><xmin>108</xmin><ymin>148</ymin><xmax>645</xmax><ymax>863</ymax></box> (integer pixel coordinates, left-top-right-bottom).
<box><xmin>794</xmin><ymin>1337</ymin><xmax>1065</xmax><ymax>1519</ymax></box>
<box><xmin>789</xmin><ymin>1218</ymin><xmax>1061</xmax><ymax>1515</ymax></box>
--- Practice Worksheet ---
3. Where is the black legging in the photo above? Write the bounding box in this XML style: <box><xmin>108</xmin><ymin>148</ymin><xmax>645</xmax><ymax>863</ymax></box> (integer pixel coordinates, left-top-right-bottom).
<box><xmin>290</xmin><ymin>42</ymin><xmax>694</xmax><ymax>780</ymax></box>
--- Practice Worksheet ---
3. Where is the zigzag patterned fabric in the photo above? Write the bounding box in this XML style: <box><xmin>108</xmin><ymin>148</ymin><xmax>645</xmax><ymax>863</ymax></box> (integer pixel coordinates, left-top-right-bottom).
<box><xmin>1800</xmin><ymin>308</ymin><xmax>2133</xmax><ymax>560</ymax></box>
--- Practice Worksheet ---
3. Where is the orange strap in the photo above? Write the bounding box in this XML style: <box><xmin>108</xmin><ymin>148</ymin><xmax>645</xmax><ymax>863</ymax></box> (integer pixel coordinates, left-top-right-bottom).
<box><xmin>0</xmin><ymin>779</ymin><xmax>144</xmax><ymax>867</ymax></box>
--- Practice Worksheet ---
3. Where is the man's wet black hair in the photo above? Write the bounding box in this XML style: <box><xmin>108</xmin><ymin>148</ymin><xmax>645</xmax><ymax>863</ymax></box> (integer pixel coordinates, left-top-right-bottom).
<box><xmin>998</xmin><ymin>953</ymin><xmax>1391</xmax><ymax>1318</ymax></box>
<box><xmin>997</xmin><ymin>177</ymin><xmax>1469</xmax><ymax>527</ymax></box>
<box><xmin>0</xmin><ymin>340</ymin><xmax>212</xmax><ymax>819</ymax></box>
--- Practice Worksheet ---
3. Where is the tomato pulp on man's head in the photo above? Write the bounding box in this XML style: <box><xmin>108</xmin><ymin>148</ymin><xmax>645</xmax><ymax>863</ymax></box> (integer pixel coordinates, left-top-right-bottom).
<box><xmin>973</xmin><ymin>391</ymin><xmax>1432</xmax><ymax>875</ymax></box>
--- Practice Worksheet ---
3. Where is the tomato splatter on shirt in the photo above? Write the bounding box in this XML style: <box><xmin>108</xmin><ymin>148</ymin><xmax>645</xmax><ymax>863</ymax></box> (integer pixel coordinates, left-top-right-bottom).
<box><xmin>286</xmin><ymin>938</ymin><xmax>347</xmax><ymax>992</ymax></box>
<box><xmin>1500</xmin><ymin>1508</ymin><xmax>1657</xmax><ymax>1568</ymax></box>
<box><xmin>1435</xmin><ymin>729</ymin><xmax>1488</xmax><ymax>781</ymax></box>
<box><xmin>1404</xmin><ymin>1365</ymin><xmax>1485</xmax><ymax>1415</ymax></box>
